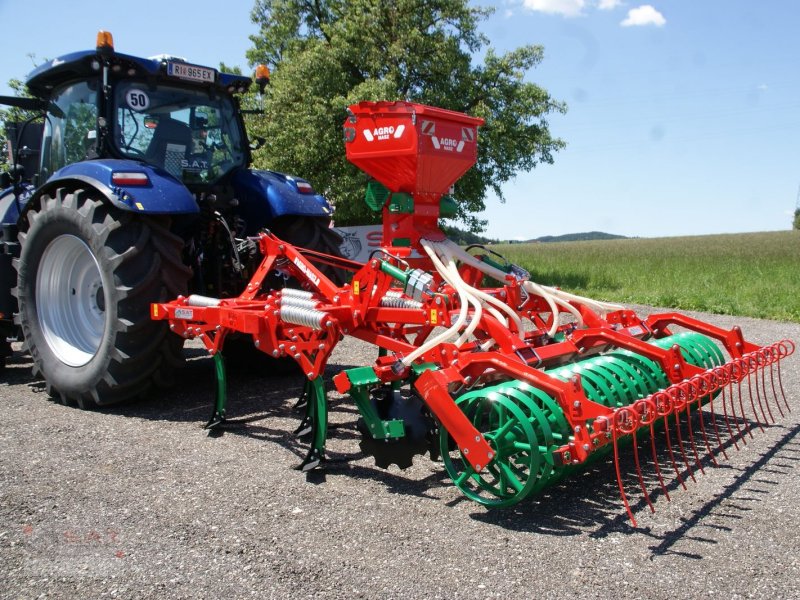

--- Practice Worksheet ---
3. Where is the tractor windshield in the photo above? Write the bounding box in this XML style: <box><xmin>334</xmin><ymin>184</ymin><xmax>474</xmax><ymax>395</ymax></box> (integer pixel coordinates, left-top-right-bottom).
<box><xmin>114</xmin><ymin>82</ymin><xmax>246</xmax><ymax>184</ymax></box>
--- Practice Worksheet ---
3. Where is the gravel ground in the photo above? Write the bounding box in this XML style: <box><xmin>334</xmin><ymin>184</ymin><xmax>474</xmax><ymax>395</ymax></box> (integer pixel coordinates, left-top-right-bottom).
<box><xmin>1</xmin><ymin>309</ymin><xmax>798</xmax><ymax>599</ymax></box>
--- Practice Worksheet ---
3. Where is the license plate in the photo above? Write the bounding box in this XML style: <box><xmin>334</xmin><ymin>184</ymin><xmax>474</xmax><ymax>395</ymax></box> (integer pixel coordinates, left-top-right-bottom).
<box><xmin>167</xmin><ymin>62</ymin><xmax>215</xmax><ymax>84</ymax></box>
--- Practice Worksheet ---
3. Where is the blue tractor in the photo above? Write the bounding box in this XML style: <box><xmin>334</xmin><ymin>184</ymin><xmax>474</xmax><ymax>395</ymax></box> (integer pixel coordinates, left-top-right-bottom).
<box><xmin>0</xmin><ymin>32</ymin><xmax>343</xmax><ymax>406</ymax></box>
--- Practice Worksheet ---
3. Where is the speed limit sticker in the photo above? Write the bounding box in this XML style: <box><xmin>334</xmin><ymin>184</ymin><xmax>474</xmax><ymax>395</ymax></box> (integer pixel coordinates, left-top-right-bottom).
<box><xmin>125</xmin><ymin>89</ymin><xmax>150</xmax><ymax>111</ymax></box>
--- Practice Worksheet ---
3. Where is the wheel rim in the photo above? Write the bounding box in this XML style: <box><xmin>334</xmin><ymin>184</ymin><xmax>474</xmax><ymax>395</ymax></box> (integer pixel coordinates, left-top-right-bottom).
<box><xmin>36</xmin><ymin>234</ymin><xmax>106</xmax><ymax>367</ymax></box>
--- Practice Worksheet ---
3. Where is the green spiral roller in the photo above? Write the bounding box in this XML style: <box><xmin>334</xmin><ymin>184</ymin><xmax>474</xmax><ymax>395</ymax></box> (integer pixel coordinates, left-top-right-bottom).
<box><xmin>440</xmin><ymin>332</ymin><xmax>724</xmax><ymax>507</ymax></box>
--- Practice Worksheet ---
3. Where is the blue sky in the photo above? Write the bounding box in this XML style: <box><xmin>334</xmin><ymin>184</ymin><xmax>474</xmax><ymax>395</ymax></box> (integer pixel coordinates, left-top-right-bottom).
<box><xmin>0</xmin><ymin>0</ymin><xmax>797</xmax><ymax>239</ymax></box>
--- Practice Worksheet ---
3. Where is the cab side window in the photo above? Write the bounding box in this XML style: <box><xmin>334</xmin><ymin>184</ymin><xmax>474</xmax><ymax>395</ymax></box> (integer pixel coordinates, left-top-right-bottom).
<box><xmin>42</xmin><ymin>81</ymin><xmax>98</xmax><ymax>177</ymax></box>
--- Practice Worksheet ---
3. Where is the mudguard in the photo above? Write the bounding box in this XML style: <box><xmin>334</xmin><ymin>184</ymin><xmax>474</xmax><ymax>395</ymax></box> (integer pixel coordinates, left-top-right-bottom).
<box><xmin>0</xmin><ymin>185</ymin><xmax>32</xmax><ymax>321</ymax></box>
<box><xmin>231</xmin><ymin>169</ymin><xmax>333</xmax><ymax>235</ymax></box>
<box><xmin>35</xmin><ymin>159</ymin><xmax>199</xmax><ymax>215</ymax></box>
<box><xmin>0</xmin><ymin>183</ymin><xmax>35</xmax><ymax>225</ymax></box>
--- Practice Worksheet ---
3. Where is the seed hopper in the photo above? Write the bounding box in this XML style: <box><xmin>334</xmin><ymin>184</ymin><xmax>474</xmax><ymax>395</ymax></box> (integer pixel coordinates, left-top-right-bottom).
<box><xmin>152</xmin><ymin>101</ymin><xmax>794</xmax><ymax>524</ymax></box>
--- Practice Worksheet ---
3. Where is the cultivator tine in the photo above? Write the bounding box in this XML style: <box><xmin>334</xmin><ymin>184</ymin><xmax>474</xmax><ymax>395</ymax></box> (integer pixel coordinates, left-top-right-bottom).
<box><xmin>294</xmin><ymin>414</ymin><xmax>313</xmax><ymax>438</ymax></box>
<box><xmin>294</xmin><ymin>381</ymin><xmax>309</xmax><ymax>411</ymax></box>
<box><xmin>204</xmin><ymin>353</ymin><xmax>228</xmax><ymax>431</ymax></box>
<box><xmin>741</xmin><ymin>364</ymin><xmax>760</xmax><ymax>434</ymax></box>
<box><xmin>294</xmin><ymin>381</ymin><xmax>313</xmax><ymax>437</ymax></box>
<box><xmin>290</xmin><ymin>378</ymin><xmax>328</xmax><ymax>471</ymax></box>
<box><xmin>649</xmin><ymin>393</ymin><xmax>673</xmax><ymax>499</ymax></box>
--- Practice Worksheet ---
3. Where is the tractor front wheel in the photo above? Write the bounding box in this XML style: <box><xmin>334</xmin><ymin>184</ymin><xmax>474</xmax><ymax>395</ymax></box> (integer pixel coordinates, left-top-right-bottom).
<box><xmin>14</xmin><ymin>188</ymin><xmax>189</xmax><ymax>407</ymax></box>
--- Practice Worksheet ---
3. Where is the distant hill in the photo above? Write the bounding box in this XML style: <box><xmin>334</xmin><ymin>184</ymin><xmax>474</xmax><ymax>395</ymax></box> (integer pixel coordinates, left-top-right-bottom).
<box><xmin>442</xmin><ymin>227</ymin><xmax>627</xmax><ymax>245</ymax></box>
<box><xmin>526</xmin><ymin>231</ymin><xmax>628</xmax><ymax>243</ymax></box>
<box><xmin>442</xmin><ymin>225</ymin><xmax>499</xmax><ymax>246</ymax></box>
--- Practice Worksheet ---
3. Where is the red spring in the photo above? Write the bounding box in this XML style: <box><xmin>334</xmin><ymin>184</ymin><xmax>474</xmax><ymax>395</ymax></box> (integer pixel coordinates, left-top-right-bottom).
<box><xmin>609</xmin><ymin>339</ymin><xmax>794</xmax><ymax>526</ymax></box>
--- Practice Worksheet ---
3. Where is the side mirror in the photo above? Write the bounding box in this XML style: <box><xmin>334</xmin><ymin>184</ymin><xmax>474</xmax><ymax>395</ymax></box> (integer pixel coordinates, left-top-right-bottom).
<box><xmin>1</xmin><ymin>164</ymin><xmax>25</xmax><ymax>186</ymax></box>
<box><xmin>249</xmin><ymin>136</ymin><xmax>266</xmax><ymax>151</ymax></box>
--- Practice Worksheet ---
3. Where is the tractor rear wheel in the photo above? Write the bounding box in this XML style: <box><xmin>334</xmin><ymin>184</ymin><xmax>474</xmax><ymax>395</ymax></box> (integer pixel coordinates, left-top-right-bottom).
<box><xmin>221</xmin><ymin>215</ymin><xmax>348</xmax><ymax>373</ymax></box>
<box><xmin>0</xmin><ymin>338</ymin><xmax>10</xmax><ymax>372</ymax></box>
<box><xmin>269</xmin><ymin>215</ymin><xmax>348</xmax><ymax>285</ymax></box>
<box><xmin>14</xmin><ymin>188</ymin><xmax>189</xmax><ymax>407</ymax></box>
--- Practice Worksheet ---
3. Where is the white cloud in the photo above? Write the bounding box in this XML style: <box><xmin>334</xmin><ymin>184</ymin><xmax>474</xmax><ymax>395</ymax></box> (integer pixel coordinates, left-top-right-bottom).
<box><xmin>597</xmin><ymin>0</ymin><xmax>623</xmax><ymax>9</ymax></box>
<box><xmin>523</xmin><ymin>0</ymin><xmax>586</xmax><ymax>18</ymax></box>
<box><xmin>620</xmin><ymin>5</ymin><xmax>666</xmax><ymax>27</ymax></box>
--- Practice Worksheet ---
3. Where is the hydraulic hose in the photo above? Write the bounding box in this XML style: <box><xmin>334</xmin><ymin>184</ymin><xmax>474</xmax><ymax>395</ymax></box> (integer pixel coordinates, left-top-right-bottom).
<box><xmin>401</xmin><ymin>241</ymin><xmax>472</xmax><ymax>365</ymax></box>
<box><xmin>443</xmin><ymin>239</ymin><xmax>624</xmax><ymax>336</ymax></box>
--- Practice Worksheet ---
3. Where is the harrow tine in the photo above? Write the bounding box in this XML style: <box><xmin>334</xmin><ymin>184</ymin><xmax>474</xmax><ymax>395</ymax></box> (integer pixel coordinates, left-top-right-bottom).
<box><xmin>757</xmin><ymin>355</ymin><xmax>775</xmax><ymax>423</ymax></box>
<box><xmin>633</xmin><ymin>400</ymin><xmax>658</xmax><ymax>511</ymax></box>
<box><xmin>649</xmin><ymin>394</ymin><xmax>671</xmax><ymax>500</ymax></box>
<box><xmin>760</xmin><ymin>350</ymin><xmax>784</xmax><ymax>420</ymax></box>
<box><xmin>670</xmin><ymin>389</ymin><xmax>697</xmax><ymax>483</ymax></box>
<box><xmin>773</xmin><ymin>341</ymin><xmax>791</xmax><ymax>414</ymax></box>
<box><xmin>602</xmin><ymin>335</ymin><xmax>797</xmax><ymax>527</ymax></box>
<box><xmin>649</xmin><ymin>420</ymin><xmax>670</xmax><ymax>501</ymax></box>
<box><xmin>747</xmin><ymin>357</ymin><xmax>772</xmax><ymax>426</ymax></box>
<box><xmin>681</xmin><ymin>383</ymin><xmax>705</xmax><ymax>475</ymax></box>
<box><xmin>692</xmin><ymin>377</ymin><xmax>718</xmax><ymax>467</ymax></box>
<box><xmin>707</xmin><ymin>368</ymin><xmax>729</xmax><ymax>460</ymax></box>
<box><xmin>610</xmin><ymin>414</ymin><xmax>637</xmax><ymax>527</ymax></box>
<box><xmin>631</xmin><ymin>425</ymin><xmax>655</xmax><ymax>513</ymax></box>
<box><xmin>729</xmin><ymin>365</ymin><xmax>749</xmax><ymax>442</ymax></box>
<box><xmin>661</xmin><ymin>413</ymin><xmax>687</xmax><ymax>490</ymax></box>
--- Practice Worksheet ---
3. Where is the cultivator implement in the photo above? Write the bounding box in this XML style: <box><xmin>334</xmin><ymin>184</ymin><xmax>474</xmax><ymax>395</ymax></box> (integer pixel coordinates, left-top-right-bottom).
<box><xmin>152</xmin><ymin>101</ymin><xmax>794</xmax><ymax>524</ymax></box>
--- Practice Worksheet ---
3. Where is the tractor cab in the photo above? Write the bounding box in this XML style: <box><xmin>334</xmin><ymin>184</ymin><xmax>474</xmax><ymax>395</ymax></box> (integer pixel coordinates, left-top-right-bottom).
<box><xmin>113</xmin><ymin>78</ymin><xmax>247</xmax><ymax>184</ymax></box>
<box><xmin>25</xmin><ymin>31</ymin><xmax>252</xmax><ymax>188</ymax></box>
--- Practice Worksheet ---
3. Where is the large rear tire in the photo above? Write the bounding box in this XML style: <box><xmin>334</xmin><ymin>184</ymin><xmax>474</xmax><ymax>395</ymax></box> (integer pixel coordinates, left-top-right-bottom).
<box><xmin>0</xmin><ymin>337</ymin><xmax>11</xmax><ymax>372</ymax></box>
<box><xmin>221</xmin><ymin>215</ymin><xmax>348</xmax><ymax>372</ymax></box>
<box><xmin>14</xmin><ymin>188</ymin><xmax>190</xmax><ymax>407</ymax></box>
<box><xmin>269</xmin><ymin>215</ymin><xmax>348</xmax><ymax>285</ymax></box>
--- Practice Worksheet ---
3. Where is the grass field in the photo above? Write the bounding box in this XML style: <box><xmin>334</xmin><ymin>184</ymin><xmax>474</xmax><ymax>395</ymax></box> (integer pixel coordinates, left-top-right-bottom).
<box><xmin>493</xmin><ymin>230</ymin><xmax>800</xmax><ymax>323</ymax></box>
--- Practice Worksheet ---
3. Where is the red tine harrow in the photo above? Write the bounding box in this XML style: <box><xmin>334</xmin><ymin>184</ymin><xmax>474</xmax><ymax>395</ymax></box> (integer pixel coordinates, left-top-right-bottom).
<box><xmin>151</xmin><ymin>101</ymin><xmax>794</xmax><ymax>523</ymax></box>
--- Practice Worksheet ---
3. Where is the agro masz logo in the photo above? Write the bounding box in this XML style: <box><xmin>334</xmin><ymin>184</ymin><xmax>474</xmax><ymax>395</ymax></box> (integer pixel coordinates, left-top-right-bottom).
<box><xmin>362</xmin><ymin>125</ymin><xmax>406</xmax><ymax>141</ymax></box>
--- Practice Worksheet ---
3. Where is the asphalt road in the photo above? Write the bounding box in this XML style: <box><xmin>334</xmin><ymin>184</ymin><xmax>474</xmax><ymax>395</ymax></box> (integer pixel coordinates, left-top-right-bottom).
<box><xmin>1</xmin><ymin>309</ymin><xmax>798</xmax><ymax>599</ymax></box>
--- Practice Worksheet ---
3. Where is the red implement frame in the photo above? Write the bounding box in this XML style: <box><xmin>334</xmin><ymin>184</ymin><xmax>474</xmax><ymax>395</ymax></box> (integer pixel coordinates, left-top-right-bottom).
<box><xmin>153</xmin><ymin>101</ymin><xmax>794</xmax><ymax>522</ymax></box>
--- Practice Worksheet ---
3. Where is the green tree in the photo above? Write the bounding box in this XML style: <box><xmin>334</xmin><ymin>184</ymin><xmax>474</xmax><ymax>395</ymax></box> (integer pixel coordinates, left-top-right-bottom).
<box><xmin>794</xmin><ymin>208</ymin><xmax>799</xmax><ymax>230</ymax></box>
<box><xmin>0</xmin><ymin>72</ymin><xmax>46</xmax><ymax>178</ymax></box>
<box><xmin>246</xmin><ymin>0</ymin><xmax>565</xmax><ymax>231</ymax></box>
<box><xmin>1</xmin><ymin>78</ymin><xmax>34</xmax><ymax>172</ymax></box>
